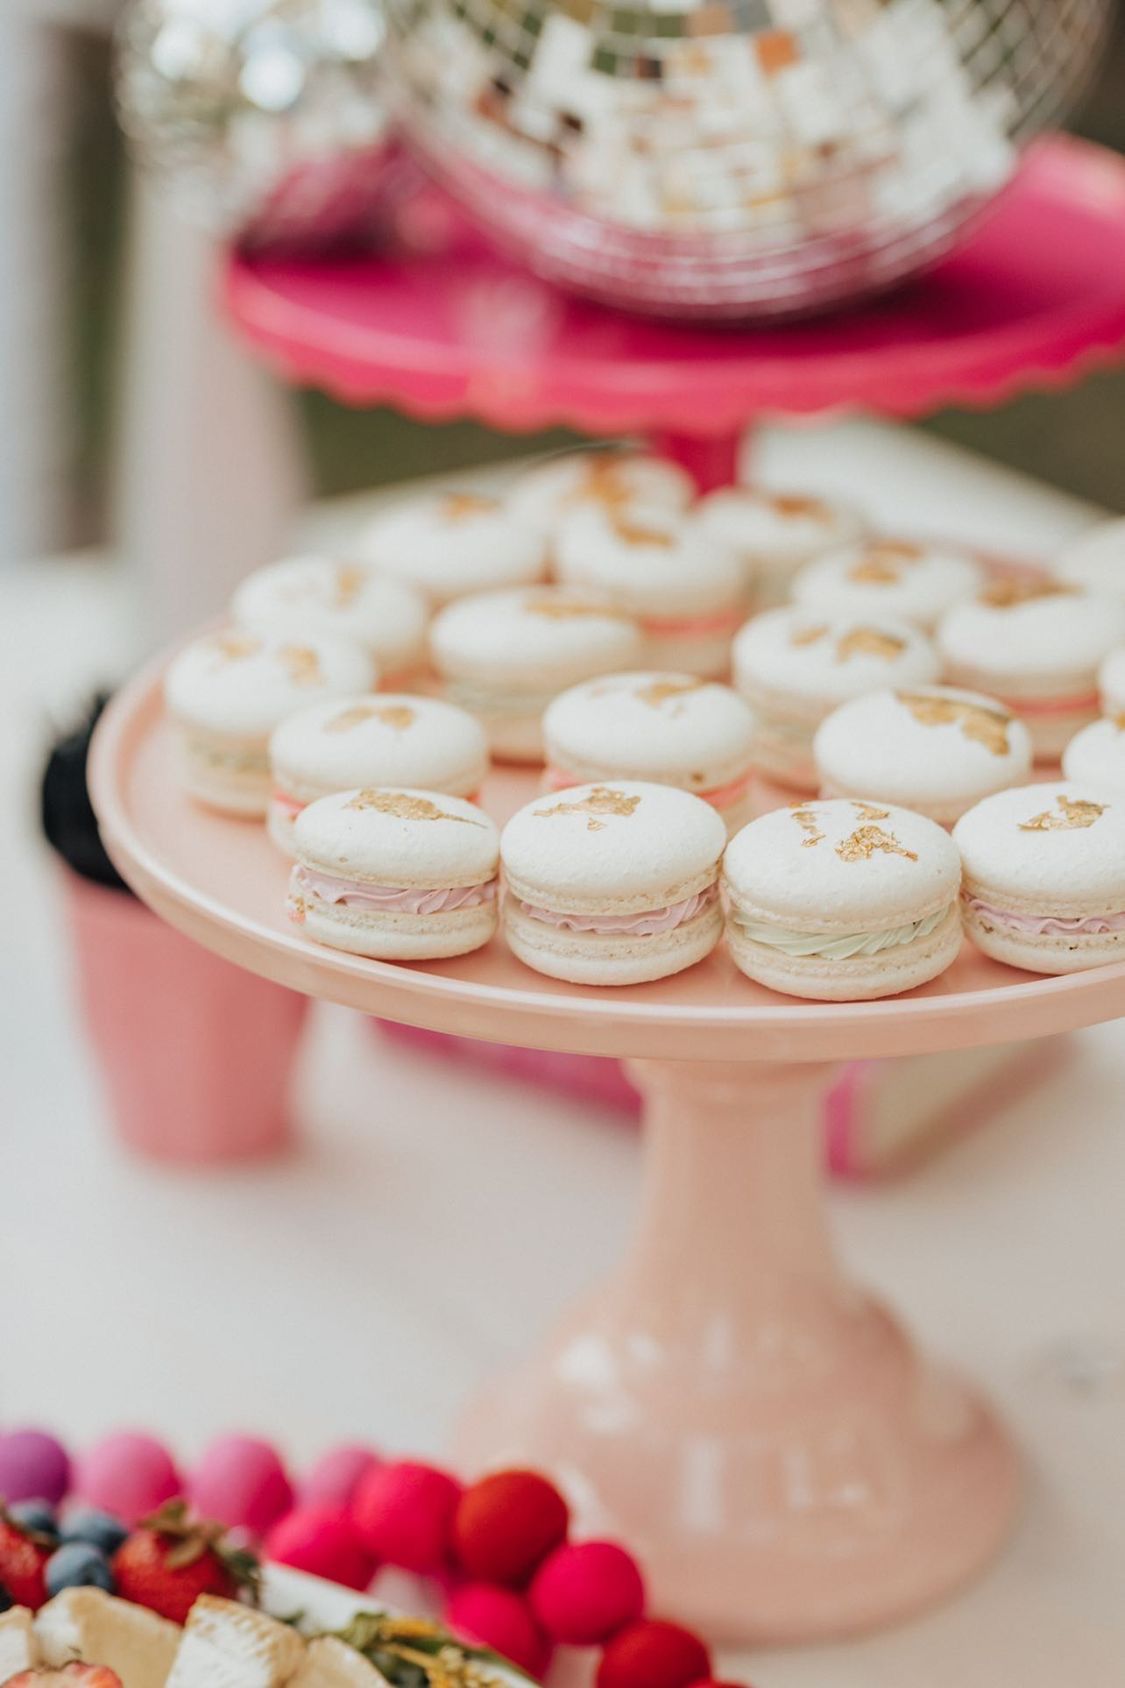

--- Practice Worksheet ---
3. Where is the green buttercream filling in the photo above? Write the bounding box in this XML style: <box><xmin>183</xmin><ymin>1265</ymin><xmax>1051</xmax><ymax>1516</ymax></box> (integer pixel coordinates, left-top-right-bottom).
<box><xmin>733</xmin><ymin>906</ymin><xmax>949</xmax><ymax>961</ymax></box>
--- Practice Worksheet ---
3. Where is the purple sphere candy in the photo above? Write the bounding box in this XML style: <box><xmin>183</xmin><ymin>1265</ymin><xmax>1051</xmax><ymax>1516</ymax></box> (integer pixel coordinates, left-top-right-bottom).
<box><xmin>300</xmin><ymin>1446</ymin><xmax>381</xmax><ymax>1511</ymax></box>
<box><xmin>0</xmin><ymin>1429</ymin><xmax>71</xmax><ymax>1506</ymax></box>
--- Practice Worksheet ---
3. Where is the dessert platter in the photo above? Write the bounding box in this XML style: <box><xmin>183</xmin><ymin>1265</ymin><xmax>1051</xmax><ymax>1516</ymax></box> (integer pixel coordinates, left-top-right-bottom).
<box><xmin>90</xmin><ymin>444</ymin><xmax>1125</xmax><ymax>1650</ymax></box>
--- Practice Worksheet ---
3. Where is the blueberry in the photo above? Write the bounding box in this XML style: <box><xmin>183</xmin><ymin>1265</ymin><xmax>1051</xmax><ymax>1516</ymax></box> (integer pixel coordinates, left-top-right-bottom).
<box><xmin>61</xmin><ymin>1508</ymin><xmax>129</xmax><ymax>1557</ymax></box>
<box><xmin>8</xmin><ymin>1500</ymin><xmax>59</xmax><ymax>1544</ymax></box>
<box><xmin>45</xmin><ymin>1542</ymin><xmax>115</xmax><ymax>1598</ymax></box>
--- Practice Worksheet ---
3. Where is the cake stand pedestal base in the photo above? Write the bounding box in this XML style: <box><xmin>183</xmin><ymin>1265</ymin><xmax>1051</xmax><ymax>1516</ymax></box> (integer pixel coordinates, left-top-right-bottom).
<box><xmin>456</xmin><ymin>1058</ymin><xmax>1020</xmax><ymax>1646</ymax></box>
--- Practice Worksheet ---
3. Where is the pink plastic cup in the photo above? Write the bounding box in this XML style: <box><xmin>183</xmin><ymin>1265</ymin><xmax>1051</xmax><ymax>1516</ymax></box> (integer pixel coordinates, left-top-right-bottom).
<box><xmin>64</xmin><ymin>872</ymin><xmax>308</xmax><ymax>1163</ymax></box>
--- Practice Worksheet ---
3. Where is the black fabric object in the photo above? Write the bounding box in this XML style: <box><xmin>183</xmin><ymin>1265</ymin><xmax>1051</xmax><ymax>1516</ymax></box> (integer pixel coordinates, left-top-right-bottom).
<box><xmin>40</xmin><ymin>693</ymin><xmax>133</xmax><ymax>894</ymax></box>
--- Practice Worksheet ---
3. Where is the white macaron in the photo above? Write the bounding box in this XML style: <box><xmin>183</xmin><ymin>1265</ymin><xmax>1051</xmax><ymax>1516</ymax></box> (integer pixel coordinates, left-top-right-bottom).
<box><xmin>814</xmin><ymin>686</ymin><xmax>1033</xmax><ymax>826</ymax></box>
<box><xmin>724</xmin><ymin>798</ymin><xmax>963</xmax><ymax>1001</ymax></box>
<box><xmin>267</xmin><ymin>694</ymin><xmax>490</xmax><ymax>853</ymax></box>
<box><xmin>542</xmin><ymin>672</ymin><xmax>757</xmax><ymax>834</ymax></box>
<box><xmin>732</xmin><ymin>608</ymin><xmax>940</xmax><ymax>791</ymax></box>
<box><xmin>164</xmin><ymin>628</ymin><xmax>374</xmax><ymax>816</ymax></box>
<box><xmin>501</xmin><ymin>781</ymin><xmax>726</xmax><ymax>986</ymax></box>
<box><xmin>938</xmin><ymin>579</ymin><xmax>1125</xmax><ymax>761</ymax></box>
<box><xmin>506</xmin><ymin>450</ymin><xmax>695</xmax><ymax>536</ymax></box>
<box><xmin>792</xmin><ymin>537</ymin><xmax>983</xmax><ymax>630</ymax></box>
<box><xmin>288</xmin><ymin>788</ymin><xmax>500</xmax><ymax>960</ymax></box>
<box><xmin>1062</xmin><ymin>715</ymin><xmax>1125</xmax><ymax>795</ymax></box>
<box><xmin>355</xmin><ymin>490</ymin><xmax>549</xmax><ymax>606</ymax></box>
<box><xmin>954</xmin><ymin>783</ymin><xmax>1125</xmax><ymax>974</ymax></box>
<box><xmin>429</xmin><ymin>587</ymin><xmax>644</xmax><ymax>763</ymax></box>
<box><xmin>693</xmin><ymin>488</ymin><xmax>867</xmax><ymax>607</ymax></box>
<box><xmin>554</xmin><ymin>503</ymin><xmax>749</xmax><ymax>677</ymax></box>
<box><xmin>1055</xmin><ymin>518</ymin><xmax>1125</xmax><ymax>600</ymax></box>
<box><xmin>1098</xmin><ymin>646</ymin><xmax>1125</xmax><ymax>715</ymax></box>
<box><xmin>230</xmin><ymin>554</ymin><xmax>429</xmax><ymax>680</ymax></box>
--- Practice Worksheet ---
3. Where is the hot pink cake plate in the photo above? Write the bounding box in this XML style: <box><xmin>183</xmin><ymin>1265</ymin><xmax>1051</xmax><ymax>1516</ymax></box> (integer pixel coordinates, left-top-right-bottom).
<box><xmin>90</xmin><ymin>647</ymin><xmax>1125</xmax><ymax>1651</ymax></box>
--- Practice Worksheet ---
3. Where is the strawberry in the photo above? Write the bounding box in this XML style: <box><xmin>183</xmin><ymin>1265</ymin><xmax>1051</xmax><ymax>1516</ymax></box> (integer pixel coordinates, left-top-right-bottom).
<box><xmin>0</xmin><ymin>1506</ymin><xmax>53</xmax><ymax>1609</ymax></box>
<box><xmin>111</xmin><ymin>1500</ymin><xmax>260</xmax><ymax>1626</ymax></box>
<box><xmin>5</xmin><ymin>1670</ymin><xmax>122</xmax><ymax>1686</ymax></box>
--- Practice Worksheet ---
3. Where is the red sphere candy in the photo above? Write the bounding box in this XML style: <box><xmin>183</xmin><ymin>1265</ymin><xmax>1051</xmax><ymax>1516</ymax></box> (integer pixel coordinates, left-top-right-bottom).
<box><xmin>447</xmin><ymin>1583</ymin><xmax>552</xmax><ymax>1679</ymax></box>
<box><xmin>530</xmin><ymin>1540</ymin><xmax>645</xmax><ymax>1644</ymax></box>
<box><xmin>352</xmin><ymin>1460</ymin><xmax>462</xmax><ymax>1574</ymax></box>
<box><xmin>597</xmin><ymin>1621</ymin><xmax>712</xmax><ymax>1688</ymax></box>
<box><xmin>266</xmin><ymin>1503</ymin><xmax>376</xmax><ymax>1591</ymax></box>
<box><xmin>687</xmin><ymin>1680</ymin><xmax>748</xmax><ymax>1687</ymax></box>
<box><xmin>453</xmin><ymin>1469</ymin><xmax>569</xmax><ymax>1586</ymax></box>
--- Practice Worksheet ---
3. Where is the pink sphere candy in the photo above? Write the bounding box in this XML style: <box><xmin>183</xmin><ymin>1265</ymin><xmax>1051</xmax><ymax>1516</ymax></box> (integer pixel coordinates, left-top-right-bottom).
<box><xmin>0</xmin><ymin>1430</ymin><xmax>71</xmax><ymax>1506</ymax></box>
<box><xmin>447</xmin><ymin>1583</ymin><xmax>552</xmax><ymax>1679</ymax></box>
<box><xmin>300</xmin><ymin>1445</ymin><xmax>381</xmax><ymax>1511</ymax></box>
<box><xmin>266</xmin><ymin>1503</ymin><xmax>377</xmax><ymax>1591</ymax></box>
<box><xmin>190</xmin><ymin>1435</ymin><xmax>294</xmax><ymax>1536</ymax></box>
<box><xmin>352</xmin><ymin>1461</ymin><xmax>462</xmax><ymax>1574</ymax></box>
<box><xmin>530</xmin><ymin>1540</ymin><xmax>646</xmax><ymax>1645</ymax></box>
<box><xmin>74</xmin><ymin>1432</ymin><xmax>181</xmax><ymax>1524</ymax></box>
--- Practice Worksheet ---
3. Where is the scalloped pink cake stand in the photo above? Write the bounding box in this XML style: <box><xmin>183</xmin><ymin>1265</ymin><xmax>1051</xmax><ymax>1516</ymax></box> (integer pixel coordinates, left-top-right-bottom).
<box><xmin>90</xmin><ymin>652</ymin><xmax>1125</xmax><ymax>1647</ymax></box>
<box><xmin>225</xmin><ymin>134</ymin><xmax>1125</xmax><ymax>488</ymax></box>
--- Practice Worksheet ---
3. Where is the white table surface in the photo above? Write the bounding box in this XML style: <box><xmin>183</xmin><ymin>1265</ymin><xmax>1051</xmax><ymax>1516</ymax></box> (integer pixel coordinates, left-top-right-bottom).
<box><xmin>3</xmin><ymin>420</ymin><xmax>1124</xmax><ymax>1686</ymax></box>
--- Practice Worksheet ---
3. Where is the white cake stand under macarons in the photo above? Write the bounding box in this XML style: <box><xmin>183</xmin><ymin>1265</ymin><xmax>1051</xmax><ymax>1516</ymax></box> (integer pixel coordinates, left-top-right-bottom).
<box><xmin>90</xmin><ymin>643</ymin><xmax>1125</xmax><ymax>1650</ymax></box>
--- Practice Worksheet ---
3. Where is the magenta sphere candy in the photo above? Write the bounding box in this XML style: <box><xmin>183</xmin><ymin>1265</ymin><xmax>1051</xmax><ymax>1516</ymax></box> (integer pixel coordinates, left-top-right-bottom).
<box><xmin>352</xmin><ymin>1461</ymin><xmax>462</xmax><ymax>1574</ymax></box>
<box><xmin>447</xmin><ymin>1583</ymin><xmax>551</xmax><ymax>1679</ymax></box>
<box><xmin>74</xmin><ymin>1432</ymin><xmax>181</xmax><ymax>1524</ymax></box>
<box><xmin>300</xmin><ymin>1445</ymin><xmax>381</xmax><ymax>1511</ymax></box>
<box><xmin>190</xmin><ymin>1435</ymin><xmax>294</xmax><ymax>1536</ymax></box>
<box><xmin>0</xmin><ymin>1429</ymin><xmax>71</xmax><ymax>1506</ymax></box>
<box><xmin>266</xmin><ymin>1503</ymin><xmax>376</xmax><ymax>1591</ymax></box>
<box><xmin>530</xmin><ymin>1540</ymin><xmax>646</xmax><ymax>1645</ymax></box>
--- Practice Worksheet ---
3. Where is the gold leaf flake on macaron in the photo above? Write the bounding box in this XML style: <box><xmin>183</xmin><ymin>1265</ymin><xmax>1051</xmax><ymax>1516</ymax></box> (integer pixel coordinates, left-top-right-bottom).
<box><xmin>632</xmin><ymin>676</ymin><xmax>708</xmax><ymax>710</ymax></box>
<box><xmin>442</xmin><ymin>492</ymin><xmax>501</xmax><ymax>522</ymax></box>
<box><xmin>523</xmin><ymin>593</ymin><xmax>629</xmax><ymax>622</ymax></box>
<box><xmin>1019</xmin><ymin>795</ymin><xmax>1107</xmax><ymax>832</ymax></box>
<box><xmin>836</xmin><ymin>825</ymin><xmax>919</xmax><ymax>863</ymax></box>
<box><xmin>770</xmin><ymin>493</ymin><xmax>831</xmax><ymax>519</ymax></box>
<box><xmin>848</xmin><ymin>541</ymin><xmax>923</xmax><ymax>585</ymax></box>
<box><xmin>851</xmin><ymin>800</ymin><xmax>891</xmax><ymax>820</ymax></box>
<box><xmin>324</xmin><ymin>704</ymin><xmax>380</xmax><ymax>733</ymax></box>
<box><xmin>897</xmin><ymin>692</ymin><xmax>1011</xmax><ymax>755</ymax></box>
<box><xmin>535</xmin><ymin>786</ymin><xmax>643</xmax><ymax>831</ymax></box>
<box><xmin>835</xmin><ymin>627</ymin><xmax>907</xmax><ymax>662</ymax></box>
<box><xmin>981</xmin><ymin>577</ymin><xmax>1077</xmax><ymax>609</ymax></box>
<box><xmin>789</xmin><ymin>803</ymin><xmax>825</xmax><ymax>848</ymax></box>
<box><xmin>280</xmin><ymin>645</ymin><xmax>324</xmax><ymax>687</ymax></box>
<box><xmin>610</xmin><ymin>511</ymin><xmax>677</xmax><ymax>548</ymax></box>
<box><xmin>346</xmin><ymin>790</ymin><xmax>486</xmax><ymax>825</ymax></box>
<box><xmin>213</xmin><ymin>632</ymin><xmax>262</xmax><ymax>664</ymax></box>
<box><xmin>334</xmin><ymin>563</ymin><xmax>365</xmax><ymax>607</ymax></box>
<box><xmin>790</xmin><ymin>624</ymin><xmax>828</xmax><ymax>648</ymax></box>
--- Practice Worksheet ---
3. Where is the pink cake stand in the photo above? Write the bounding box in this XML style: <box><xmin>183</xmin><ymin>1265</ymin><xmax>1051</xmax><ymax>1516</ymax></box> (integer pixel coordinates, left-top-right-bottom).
<box><xmin>90</xmin><ymin>658</ymin><xmax>1125</xmax><ymax>1647</ymax></box>
<box><xmin>224</xmin><ymin>134</ymin><xmax>1125</xmax><ymax>489</ymax></box>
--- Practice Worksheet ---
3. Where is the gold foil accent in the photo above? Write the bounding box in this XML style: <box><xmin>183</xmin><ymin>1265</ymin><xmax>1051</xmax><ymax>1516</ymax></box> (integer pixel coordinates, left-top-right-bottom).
<box><xmin>346</xmin><ymin>790</ymin><xmax>484</xmax><ymax>825</ymax></box>
<box><xmin>610</xmin><ymin>511</ymin><xmax>677</xmax><ymax>548</ymax></box>
<box><xmin>898</xmin><ymin>691</ymin><xmax>1011</xmax><ymax>755</ymax></box>
<box><xmin>442</xmin><ymin>492</ymin><xmax>500</xmax><ymax>522</ymax></box>
<box><xmin>851</xmin><ymin>800</ymin><xmax>891</xmax><ymax>820</ymax></box>
<box><xmin>213</xmin><ymin>632</ymin><xmax>261</xmax><ymax>663</ymax></box>
<box><xmin>280</xmin><ymin>645</ymin><xmax>323</xmax><ymax>687</ymax></box>
<box><xmin>535</xmin><ymin>786</ymin><xmax>643</xmax><ymax>832</ymax></box>
<box><xmin>1115</xmin><ymin>714</ymin><xmax>1125</xmax><ymax>732</ymax></box>
<box><xmin>836</xmin><ymin>825</ymin><xmax>918</xmax><ymax>863</ymax></box>
<box><xmin>523</xmin><ymin>592</ymin><xmax>626</xmax><ymax>622</ymax></box>
<box><xmin>632</xmin><ymin>677</ymin><xmax>707</xmax><ymax>709</ymax></box>
<box><xmin>334</xmin><ymin>563</ymin><xmax>365</xmax><ymax>608</ymax></box>
<box><xmin>789</xmin><ymin>803</ymin><xmax>825</xmax><ymax>848</ymax></box>
<box><xmin>1019</xmin><ymin>795</ymin><xmax>1107</xmax><ymax>832</ymax></box>
<box><xmin>324</xmin><ymin>704</ymin><xmax>380</xmax><ymax>734</ymax></box>
<box><xmin>981</xmin><ymin>577</ymin><xmax>1076</xmax><ymax>609</ymax></box>
<box><xmin>769</xmin><ymin>493</ymin><xmax>830</xmax><ymax>520</ymax></box>
<box><xmin>790</xmin><ymin>624</ymin><xmax>827</xmax><ymax>648</ymax></box>
<box><xmin>836</xmin><ymin>627</ymin><xmax>907</xmax><ymax>662</ymax></box>
<box><xmin>847</xmin><ymin>541</ymin><xmax>922</xmax><ymax>585</ymax></box>
<box><xmin>580</xmin><ymin>455</ymin><xmax>642</xmax><ymax>510</ymax></box>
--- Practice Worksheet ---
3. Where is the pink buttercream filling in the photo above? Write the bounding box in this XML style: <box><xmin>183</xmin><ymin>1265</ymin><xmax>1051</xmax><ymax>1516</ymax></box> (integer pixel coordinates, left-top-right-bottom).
<box><xmin>544</xmin><ymin>766</ymin><xmax>750</xmax><ymax>810</ymax></box>
<box><xmin>994</xmin><ymin>690</ymin><xmax>1100</xmax><ymax>717</ymax></box>
<box><xmin>295</xmin><ymin>865</ymin><xmax>497</xmax><ymax>915</ymax></box>
<box><xmin>516</xmin><ymin>883</ymin><xmax>718</xmax><ymax>936</ymax></box>
<box><xmin>965</xmin><ymin>896</ymin><xmax>1125</xmax><ymax>936</ymax></box>
<box><xmin>641</xmin><ymin>607</ymin><xmax>745</xmax><ymax>638</ymax></box>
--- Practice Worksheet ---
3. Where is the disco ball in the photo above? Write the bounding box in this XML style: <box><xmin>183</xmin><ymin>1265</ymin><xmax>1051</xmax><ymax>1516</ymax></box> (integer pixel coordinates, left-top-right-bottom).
<box><xmin>383</xmin><ymin>0</ymin><xmax>1112</xmax><ymax>318</ymax></box>
<box><xmin>116</xmin><ymin>0</ymin><xmax>401</xmax><ymax>253</ymax></box>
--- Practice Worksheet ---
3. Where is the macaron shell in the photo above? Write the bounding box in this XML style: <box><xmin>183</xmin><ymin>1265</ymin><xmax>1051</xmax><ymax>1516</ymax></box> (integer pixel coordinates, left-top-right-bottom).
<box><xmin>231</xmin><ymin>555</ymin><xmax>428</xmax><ymax>669</ymax></box>
<box><xmin>937</xmin><ymin>584</ymin><xmax>1125</xmax><ymax>687</ymax></box>
<box><xmin>692</xmin><ymin>488</ymin><xmax>866</xmax><ymax>566</ymax></box>
<box><xmin>356</xmin><ymin>493</ymin><xmax>548</xmax><ymax>604</ymax></box>
<box><xmin>813</xmin><ymin>687</ymin><xmax>1033</xmax><ymax>824</ymax></box>
<box><xmin>555</xmin><ymin>505</ymin><xmax>748</xmax><ymax>617</ymax></box>
<box><xmin>727</xmin><ymin>901</ymin><xmax>962</xmax><ymax>1002</ymax></box>
<box><xmin>723</xmin><ymin>798</ymin><xmax>961</xmax><ymax>929</ymax></box>
<box><xmin>270</xmin><ymin>695</ymin><xmax>489</xmax><ymax>803</ymax></box>
<box><xmin>953</xmin><ymin>783</ymin><xmax>1125</xmax><ymax>915</ymax></box>
<box><xmin>294</xmin><ymin>788</ymin><xmax>500</xmax><ymax>889</ymax></box>
<box><xmin>1055</xmin><ymin>518</ymin><xmax>1125</xmax><ymax>600</ymax></box>
<box><xmin>505</xmin><ymin>452</ymin><xmax>694</xmax><ymax>532</ymax></box>
<box><xmin>1062</xmin><ymin>716</ymin><xmax>1125</xmax><ymax>795</ymax></box>
<box><xmin>504</xmin><ymin>895</ymin><xmax>722</xmax><ymax>986</ymax></box>
<box><xmin>543</xmin><ymin>673</ymin><xmax>755</xmax><ymax>792</ymax></box>
<box><xmin>165</xmin><ymin>629</ymin><xmax>374</xmax><ymax>739</ymax></box>
<box><xmin>792</xmin><ymin>539</ymin><xmax>983</xmax><ymax>629</ymax></box>
<box><xmin>1099</xmin><ymin>647</ymin><xmax>1125</xmax><ymax>713</ymax></box>
<box><xmin>429</xmin><ymin>589</ymin><xmax>643</xmax><ymax>687</ymax></box>
<box><xmin>502</xmin><ymin>782</ymin><xmax>726</xmax><ymax>914</ymax></box>
<box><xmin>733</xmin><ymin>610</ymin><xmax>940</xmax><ymax>708</ymax></box>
